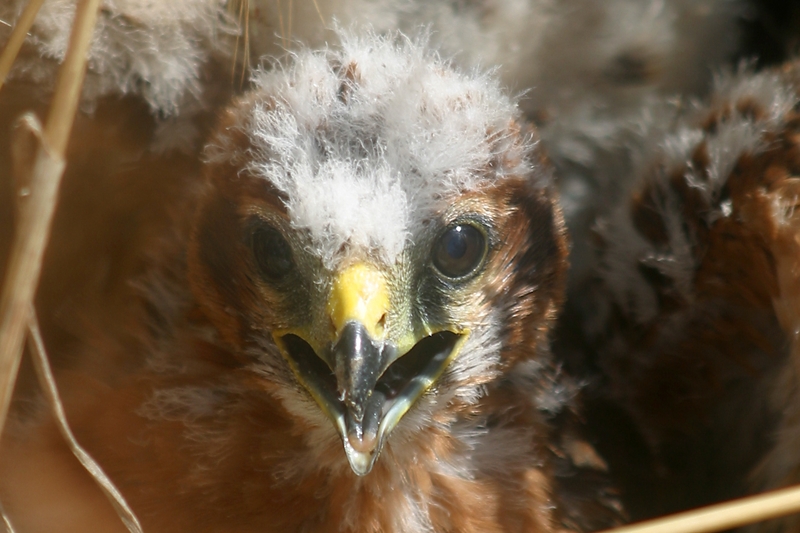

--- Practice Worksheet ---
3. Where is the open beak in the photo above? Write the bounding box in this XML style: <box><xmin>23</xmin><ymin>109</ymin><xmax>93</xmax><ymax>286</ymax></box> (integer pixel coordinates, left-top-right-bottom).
<box><xmin>274</xmin><ymin>263</ymin><xmax>467</xmax><ymax>476</ymax></box>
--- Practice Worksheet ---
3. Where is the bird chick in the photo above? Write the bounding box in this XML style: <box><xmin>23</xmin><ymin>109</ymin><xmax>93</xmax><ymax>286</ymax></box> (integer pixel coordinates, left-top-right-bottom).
<box><xmin>0</xmin><ymin>33</ymin><xmax>620</xmax><ymax>533</ymax></box>
<box><xmin>559</xmin><ymin>59</ymin><xmax>800</xmax><ymax>521</ymax></box>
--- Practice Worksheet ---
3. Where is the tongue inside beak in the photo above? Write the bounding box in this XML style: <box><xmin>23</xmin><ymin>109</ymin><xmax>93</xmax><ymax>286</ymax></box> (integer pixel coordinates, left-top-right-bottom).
<box><xmin>342</xmin><ymin>409</ymin><xmax>381</xmax><ymax>475</ymax></box>
<box><xmin>276</xmin><ymin>325</ymin><xmax>465</xmax><ymax>476</ymax></box>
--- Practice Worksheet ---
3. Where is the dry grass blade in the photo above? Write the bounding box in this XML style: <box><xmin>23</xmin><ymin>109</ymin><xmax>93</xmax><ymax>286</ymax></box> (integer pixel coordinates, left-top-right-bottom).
<box><xmin>43</xmin><ymin>0</ymin><xmax>103</xmax><ymax>156</ymax></box>
<box><xmin>598</xmin><ymin>484</ymin><xmax>800</xmax><ymax>533</ymax></box>
<box><xmin>0</xmin><ymin>0</ymin><xmax>103</xmax><ymax>441</ymax></box>
<box><xmin>0</xmin><ymin>499</ymin><xmax>15</xmax><ymax>533</ymax></box>
<box><xmin>311</xmin><ymin>0</ymin><xmax>325</xmax><ymax>25</ymax></box>
<box><xmin>276</xmin><ymin>0</ymin><xmax>286</xmax><ymax>50</ymax></box>
<box><xmin>231</xmin><ymin>0</ymin><xmax>243</xmax><ymax>79</ymax></box>
<box><xmin>228</xmin><ymin>0</ymin><xmax>251</xmax><ymax>86</ymax></box>
<box><xmin>288</xmin><ymin>0</ymin><xmax>293</xmax><ymax>47</ymax></box>
<box><xmin>0</xmin><ymin>113</ymin><xmax>64</xmax><ymax>440</ymax></box>
<box><xmin>27</xmin><ymin>312</ymin><xmax>143</xmax><ymax>533</ymax></box>
<box><xmin>0</xmin><ymin>0</ymin><xmax>45</xmax><ymax>91</ymax></box>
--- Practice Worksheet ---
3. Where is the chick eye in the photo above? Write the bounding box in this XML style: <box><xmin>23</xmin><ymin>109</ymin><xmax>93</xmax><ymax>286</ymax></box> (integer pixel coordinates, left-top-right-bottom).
<box><xmin>251</xmin><ymin>225</ymin><xmax>294</xmax><ymax>281</ymax></box>
<box><xmin>433</xmin><ymin>223</ymin><xmax>487</xmax><ymax>279</ymax></box>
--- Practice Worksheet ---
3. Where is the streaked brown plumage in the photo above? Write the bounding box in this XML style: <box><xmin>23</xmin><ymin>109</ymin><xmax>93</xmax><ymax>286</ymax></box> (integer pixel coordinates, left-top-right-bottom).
<box><xmin>558</xmin><ymin>59</ymin><xmax>800</xmax><ymax>522</ymax></box>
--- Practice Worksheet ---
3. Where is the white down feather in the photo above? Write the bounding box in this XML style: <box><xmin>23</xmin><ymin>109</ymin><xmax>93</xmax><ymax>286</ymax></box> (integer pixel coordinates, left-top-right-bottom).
<box><xmin>206</xmin><ymin>32</ymin><xmax>533</xmax><ymax>267</ymax></box>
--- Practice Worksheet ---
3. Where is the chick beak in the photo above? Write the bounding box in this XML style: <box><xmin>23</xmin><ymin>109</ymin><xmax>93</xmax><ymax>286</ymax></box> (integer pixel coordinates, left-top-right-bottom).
<box><xmin>326</xmin><ymin>264</ymin><xmax>392</xmax><ymax>474</ymax></box>
<box><xmin>274</xmin><ymin>262</ymin><xmax>467</xmax><ymax>476</ymax></box>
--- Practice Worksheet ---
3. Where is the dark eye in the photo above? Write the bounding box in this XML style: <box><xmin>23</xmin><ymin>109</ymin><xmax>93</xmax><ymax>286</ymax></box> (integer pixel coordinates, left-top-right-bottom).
<box><xmin>251</xmin><ymin>225</ymin><xmax>294</xmax><ymax>281</ymax></box>
<box><xmin>433</xmin><ymin>223</ymin><xmax>487</xmax><ymax>279</ymax></box>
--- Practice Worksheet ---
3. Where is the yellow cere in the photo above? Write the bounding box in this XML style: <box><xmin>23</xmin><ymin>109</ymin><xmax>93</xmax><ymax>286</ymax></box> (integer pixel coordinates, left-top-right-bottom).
<box><xmin>327</xmin><ymin>262</ymin><xmax>390</xmax><ymax>341</ymax></box>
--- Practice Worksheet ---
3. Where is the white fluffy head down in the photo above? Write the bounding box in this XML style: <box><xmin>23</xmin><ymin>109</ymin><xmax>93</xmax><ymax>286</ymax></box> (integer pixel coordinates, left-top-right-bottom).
<box><xmin>207</xmin><ymin>32</ymin><xmax>536</xmax><ymax>268</ymax></box>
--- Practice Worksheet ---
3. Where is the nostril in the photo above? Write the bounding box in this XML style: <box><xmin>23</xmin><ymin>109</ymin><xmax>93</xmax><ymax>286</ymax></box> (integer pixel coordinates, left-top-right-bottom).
<box><xmin>376</xmin><ymin>313</ymin><xmax>387</xmax><ymax>332</ymax></box>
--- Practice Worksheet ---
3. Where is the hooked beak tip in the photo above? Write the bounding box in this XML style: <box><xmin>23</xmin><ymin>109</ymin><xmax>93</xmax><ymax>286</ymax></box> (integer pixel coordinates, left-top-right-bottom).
<box><xmin>343</xmin><ymin>436</ymin><xmax>379</xmax><ymax>476</ymax></box>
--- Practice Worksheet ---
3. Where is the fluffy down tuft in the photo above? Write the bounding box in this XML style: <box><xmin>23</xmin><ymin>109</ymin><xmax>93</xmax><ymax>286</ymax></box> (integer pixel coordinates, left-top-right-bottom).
<box><xmin>1</xmin><ymin>0</ymin><xmax>234</xmax><ymax>116</ymax></box>
<box><xmin>206</xmin><ymin>32</ymin><xmax>536</xmax><ymax>267</ymax></box>
<box><xmin>562</xmin><ymin>59</ymin><xmax>800</xmax><ymax>519</ymax></box>
<box><xmin>597</xmin><ymin>66</ymin><xmax>798</xmax><ymax>323</ymax></box>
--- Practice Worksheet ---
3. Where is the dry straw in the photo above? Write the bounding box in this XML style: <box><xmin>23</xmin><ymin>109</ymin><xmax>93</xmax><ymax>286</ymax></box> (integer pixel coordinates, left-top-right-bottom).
<box><xmin>0</xmin><ymin>0</ymin><xmax>45</xmax><ymax>90</ymax></box>
<box><xmin>0</xmin><ymin>499</ymin><xmax>14</xmax><ymax>533</ymax></box>
<box><xmin>1</xmin><ymin>1</ymin><xmax>800</xmax><ymax>533</ymax></box>
<box><xmin>27</xmin><ymin>312</ymin><xmax>143</xmax><ymax>533</ymax></box>
<box><xmin>600</xmin><ymin>485</ymin><xmax>800</xmax><ymax>533</ymax></box>
<box><xmin>0</xmin><ymin>0</ymin><xmax>142</xmax><ymax>530</ymax></box>
<box><xmin>0</xmin><ymin>0</ymin><xmax>102</xmax><ymax>444</ymax></box>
